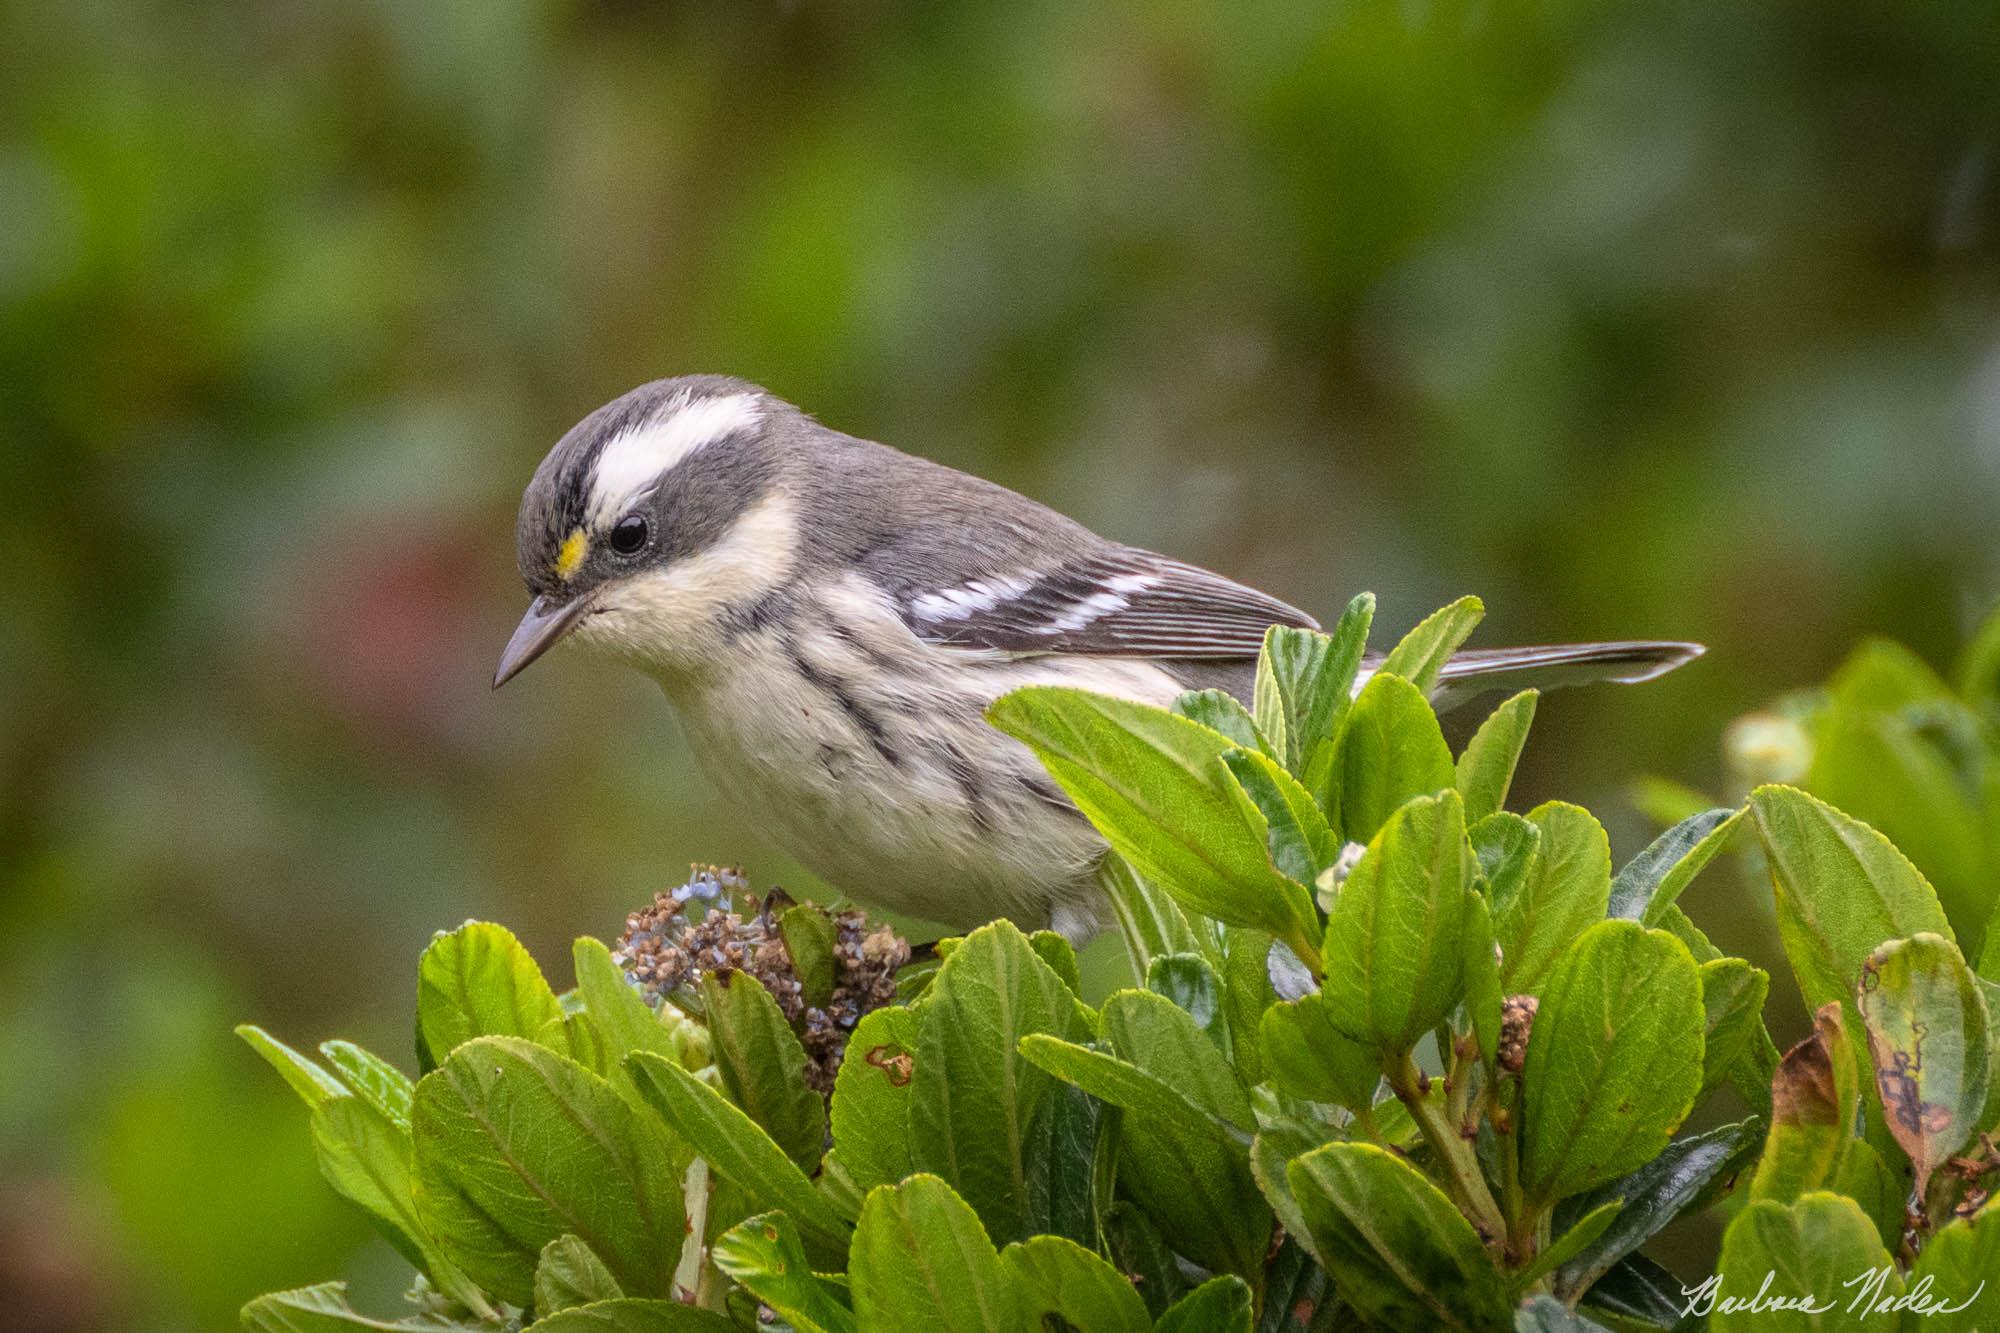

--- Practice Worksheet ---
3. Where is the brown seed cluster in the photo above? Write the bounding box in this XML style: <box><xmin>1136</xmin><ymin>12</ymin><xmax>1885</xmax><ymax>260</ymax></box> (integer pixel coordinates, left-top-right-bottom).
<box><xmin>612</xmin><ymin>866</ymin><xmax>911</xmax><ymax>1093</ymax></box>
<box><xmin>1498</xmin><ymin>994</ymin><xmax>1539</xmax><ymax>1074</ymax></box>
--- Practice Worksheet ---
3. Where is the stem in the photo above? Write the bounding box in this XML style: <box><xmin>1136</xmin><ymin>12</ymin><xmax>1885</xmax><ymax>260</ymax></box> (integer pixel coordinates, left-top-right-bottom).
<box><xmin>1386</xmin><ymin>1049</ymin><xmax>1505</xmax><ymax>1241</ymax></box>
<box><xmin>1487</xmin><ymin>1077</ymin><xmax>1529</xmax><ymax>1262</ymax></box>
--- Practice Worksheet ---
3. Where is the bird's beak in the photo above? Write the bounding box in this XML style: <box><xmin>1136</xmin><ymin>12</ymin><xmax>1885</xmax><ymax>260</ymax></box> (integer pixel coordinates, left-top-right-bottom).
<box><xmin>493</xmin><ymin>593</ymin><xmax>593</xmax><ymax>689</ymax></box>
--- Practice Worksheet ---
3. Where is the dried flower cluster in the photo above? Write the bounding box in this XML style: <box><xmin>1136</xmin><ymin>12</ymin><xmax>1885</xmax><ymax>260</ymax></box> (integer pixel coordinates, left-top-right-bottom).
<box><xmin>612</xmin><ymin>865</ymin><xmax>911</xmax><ymax>1092</ymax></box>
<box><xmin>1498</xmin><ymin>994</ymin><xmax>1539</xmax><ymax>1074</ymax></box>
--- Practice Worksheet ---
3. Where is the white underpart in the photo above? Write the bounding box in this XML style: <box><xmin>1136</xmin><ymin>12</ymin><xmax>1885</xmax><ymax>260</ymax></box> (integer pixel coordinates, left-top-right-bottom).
<box><xmin>586</xmin><ymin>391</ymin><xmax>764</xmax><ymax>526</ymax></box>
<box><xmin>574</xmin><ymin>490</ymin><xmax>798</xmax><ymax>672</ymax></box>
<box><xmin>909</xmin><ymin>571</ymin><xmax>1039</xmax><ymax>623</ymax></box>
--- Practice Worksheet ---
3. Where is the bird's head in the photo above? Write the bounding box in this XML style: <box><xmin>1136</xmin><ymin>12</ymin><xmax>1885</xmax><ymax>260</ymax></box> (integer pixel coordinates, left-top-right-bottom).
<box><xmin>494</xmin><ymin>375</ymin><xmax>803</xmax><ymax>687</ymax></box>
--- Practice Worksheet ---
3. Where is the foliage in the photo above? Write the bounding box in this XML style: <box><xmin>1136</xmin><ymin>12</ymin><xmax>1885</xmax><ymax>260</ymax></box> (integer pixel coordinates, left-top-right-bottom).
<box><xmin>236</xmin><ymin>599</ymin><xmax>2000</xmax><ymax>1329</ymax></box>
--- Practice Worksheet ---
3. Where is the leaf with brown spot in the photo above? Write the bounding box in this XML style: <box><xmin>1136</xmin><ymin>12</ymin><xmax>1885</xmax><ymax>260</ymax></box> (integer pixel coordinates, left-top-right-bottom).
<box><xmin>1854</xmin><ymin>933</ymin><xmax>1990</xmax><ymax>1199</ymax></box>
<box><xmin>1751</xmin><ymin>1003</ymin><xmax>1860</xmax><ymax>1204</ymax></box>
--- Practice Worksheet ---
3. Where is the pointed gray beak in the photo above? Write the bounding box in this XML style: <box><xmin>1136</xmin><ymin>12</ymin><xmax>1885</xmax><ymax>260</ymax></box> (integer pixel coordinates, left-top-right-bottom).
<box><xmin>493</xmin><ymin>593</ymin><xmax>593</xmax><ymax>689</ymax></box>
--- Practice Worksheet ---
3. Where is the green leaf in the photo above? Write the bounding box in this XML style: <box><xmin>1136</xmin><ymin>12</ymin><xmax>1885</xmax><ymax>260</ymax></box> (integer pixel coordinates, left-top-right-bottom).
<box><xmin>847</xmin><ymin>1175</ymin><xmax>1021</xmax><ymax>1331</ymax></box>
<box><xmin>1710</xmin><ymin>1193</ymin><xmax>1899</xmax><ymax>1331</ymax></box>
<box><xmin>1219</xmin><ymin>926</ymin><xmax>1275</xmax><ymax>1085</ymax></box>
<box><xmin>1335</xmin><ymin>673</ymin><xmax>1458</xmax><ymax>844</ymax></box>
<box><xmin>1697</xmin><ymin>959</ymin><xmax>1772</xmax><ymax>1101</ymax></box>
<box><xmin>623</xmin><ymin>1050</ymin><xmax>848</xmax><ymax>1249</ymax></box>
<box><xmin>1747</xmin><ymin>785</ymin><xmax>1952</xmax><ymax>1023</ymax></box>
<box><xmin>827</xmin><ymin>1005</ymin><xmax>920</xmax><ymax>1196</ymax></box>
<box><xmin>1102</xmin><ymin>986</ymin><xmax>1252</xmax><ymax>1128</ymax></box>
<box><xmin>1510</xmin><ymin>1199</ymin><xmax>1620</xmax><ymax>1296</ymax></box>
<box><xmin>1030</xmin><ymin>929</ymin><xmax>1084</xmax><ymax>997</ymax></box>
<box><xmin>535</xmin><ymin>1235</ymin><xmax>624</xmax><ymax>1314</ymax></box>
<box><xmin>416</xmin><ymin>923</ymin><xmax>563</xmax><ymax>1070</ymax></box>
<box><xmin>1855</xmin><ymin>932</ymin><xmax>1990</xmax><ymax>1196</ymax></box>
<box><xmin>1146</xmin><ymin>952</ymin><xmax>1229</xmax><ymax>1056</ymax></box>
<box><xmin>987</xmin><ymin>687</ymin><xmax>1318</xmax><ymax>952</ymax></box>
<box><xmin>1097</xmin><ymin>854</ymin><xmax>1208</xmax><ymax>982</ymax></box>
<box><xmin>1553</xmin><ymin>1117</ymin><xmax>1764</xmax><ymax>1301</ymax></box>
<box><xmin>1469</xmin><ymin>811</ymin><xmax>1539</xmax><ymax>914</ymax></box>
<box><xmin>1519</xmin><ymin>921</ymin><xmax>1705</xmax><ymax>1207</ymax></box>
<box><xmin>904</xmin><ymin>921</ymin><xmax>1087</xmax><ymax>1245</ymax></box>
<box><xmin>1462</xmin><ymin>889</ymin><xmax>1503</xmax><ymax>1077</ymax></box>
<box><xmin>1320</xmin><ymin>789</ymin><xmax>1475</xmax><ymax>1051</ymax></box>
<box><xmin>711</xmin><ymin>1212</ymin><xmax>857</xmax><ymax>1333</ymax></box>
<box><xmin>312</xmin><ymin>1096</ymin><xmax>486</xmax><ymax>1315</ymax></box>
<box><xmin>1101</xmin><ymin>1202</ymin><xmax>1188</xmax><ymax>1320</ymax></box>
<box><xmin>411</xmin><ymin>1037</ymin><xmax>688</xmax><ymax>1307</ymax></box>
<box><xmin>1258</xmin><ymin>993</ymin><xmax>1380</xmax><ymax>1113</ymax></box>
<box><xmin>1018</xmin><ymin>1037</ymin><xmax>1237</xmax><ymax>1145</ymax></box>
<box><xmin>1021</xmin><ymin>1079</ymin><xmax>1100</xmax><ymax>1247</ymax></box>
<box><xmin>1751</xmin><ymin>1004</ymin><xmax>1863</xmax><ymax>1205</ymax></box>
<box><xmin>1906</xmin><ymin>1207</ymin><xmax>2000</xmax><ymax>1332</ymax></box>
<box><xmin>1606</xmin><ymin>807</ymin><xmax>1741</xmax><ymax>925</ymax></box>
<box><xmin>779</xmin><ymin>906</ymin><xmax>839</xmax><ymax>1009</ymax></box>
<box><xmin>1577</xmin><ymin>1253</ymin><xmax>1691</xmax><ymax>1330</ymax></box>
<box><xmin>1262</xmin><ymin>597</ymin><xmax>1374</xmax><ymax>797</ymax></box>
<box><xmin>239</xmin><ymin>1282</ymin><xmax>483</xmax><ymax>1331</ymax></box>
<box><xmin>1380</xmin><ymin>596</ymin><xmax>1485</xmax><ymax>695</ymax></box>
<box><xmin>1829</xmin><ymin>1138</ymin><xmax>1903</xmax><ymax>1254</ymax></box>
<box><xmin>1513</xmin><ymin>1294</ymin><xmax>1610</xmax><ymax>1332</ymax></box>
<box><xmin>320</xmin><ymin>1041</ymin><xmax>415</xmax><ymax>1128</ymax></box>
<box><xmin>701</xmin><ymin>969</ymin><xmax>827</xmax><ymax>1174</ymax></box>
<box><xmin>1223</xmin><ymin>746</ymin><xmax>1341</xmax><ymax>885</ymax></box>
<box><xmin>1286</xmin><ymin>1141</ymin><xmax>1510</xmax><ymax>1330</ymax></box>
<box><xmin>1175</xmin><ymin>688</ymin><xmax>1271</xmax><ymax>756</ymax></box>
<box><xmin>1154</xmin><ymin>1276</ymin><xmax>1254</xmax><ymax>1333</ymax></box>
<box><xmin>520</xmin><ymin>1299</ymin><xmax>734</xmax><ymax>1332</ymax></box>
<box><xmin>237</xmin><ymin>1024</ymin><xmax>348</xmax><ymax>1108</ymax></box>
<box><xmin>1455</xmin><ymin>689</ymin><xmax>1538</xmax><ymax>823</ymax></box>
<box><xmin>1493</xmin><ymin>801</ymin><xmax>1611</xmax><ymax>995</ymax></box>
<box><xmin>1000</xmin><ymin>1234</ymin><xmax>1149</xmax><ymax>1333</ymax></box>
<box><xmin>571</xmin><ymin>938</ymin><xmax>682</xmax><ymax>1104</ymax></box>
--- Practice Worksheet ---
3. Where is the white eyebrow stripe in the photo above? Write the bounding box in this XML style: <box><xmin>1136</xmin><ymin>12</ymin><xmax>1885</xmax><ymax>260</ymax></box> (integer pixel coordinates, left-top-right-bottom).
<box><xmin>587</xmin><ymin>391</ymin><xmax>764</xmax><ymax>525</ymax></box>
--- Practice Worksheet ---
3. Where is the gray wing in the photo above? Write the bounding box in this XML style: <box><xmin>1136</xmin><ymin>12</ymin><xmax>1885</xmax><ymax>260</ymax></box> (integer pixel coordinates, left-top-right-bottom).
<box><xmin>895</xmin><ymin>545</ymin><xmax>1318</xmax><ymax>659</ymax></box>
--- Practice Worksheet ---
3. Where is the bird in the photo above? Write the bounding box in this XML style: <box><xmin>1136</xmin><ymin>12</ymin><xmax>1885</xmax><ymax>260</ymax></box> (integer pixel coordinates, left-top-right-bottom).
<box><xmin>495</xmin><ymin>374</ymin><xmax>1701</xmax><ymax>942</ymax></box>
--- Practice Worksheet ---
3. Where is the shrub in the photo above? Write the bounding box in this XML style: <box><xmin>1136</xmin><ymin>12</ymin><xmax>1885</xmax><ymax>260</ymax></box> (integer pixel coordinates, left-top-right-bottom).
<box><xmin>236</xmin><ymin>596</ymin><xmax>2000</xmax><ymax>1330</ymax></box>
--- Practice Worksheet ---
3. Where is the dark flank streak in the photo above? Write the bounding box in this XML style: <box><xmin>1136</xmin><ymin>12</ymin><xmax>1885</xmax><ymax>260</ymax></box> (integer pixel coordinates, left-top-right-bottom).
<box><xmin>937</xmin><ymin>737</ymin><xmax>993</xmax><ymax>833</ymax></box>
<box><xmin>786</xmin><ymin>639</ymin><xmax>902</xmax><ymax>769</ymax></box>
<box><xmin>1019</xmin><ymin>771</ymin><xmax>1088</xmax><ymax>822</ymax></box>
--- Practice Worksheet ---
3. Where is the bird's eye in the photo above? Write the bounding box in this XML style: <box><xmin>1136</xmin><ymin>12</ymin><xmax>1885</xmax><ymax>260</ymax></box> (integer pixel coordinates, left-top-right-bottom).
<box><xmin>609</xmin><ymin>513</ymin><xmax>649</xmax><ymax>555</ymax></box>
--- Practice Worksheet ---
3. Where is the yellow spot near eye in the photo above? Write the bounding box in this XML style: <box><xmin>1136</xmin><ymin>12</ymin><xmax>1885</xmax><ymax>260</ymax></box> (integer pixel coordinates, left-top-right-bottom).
<box><xmin>555</xmin><ymin>529</ymin><xmax>589</xmax><ymax>581</ymax></box>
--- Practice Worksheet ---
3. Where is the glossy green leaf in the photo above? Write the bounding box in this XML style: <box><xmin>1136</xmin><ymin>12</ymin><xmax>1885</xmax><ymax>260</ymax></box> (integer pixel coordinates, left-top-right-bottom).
<box><xmin>1219</xmin><ymin>926</ymin><xmax>1275</xmax><ymax>1085</ymax></box>
<box><xmin>535</xmin><ymin>1235</ymin><xmax>623</xmax><ymax>1314</ymax></box>
<box><xmin>1454</xmin><ymin>689</ymin><xmax>1537</xmax><ymax>823</ymax></box>
<box><xmin>1021</xmin><ymin>1078</ymin><xmax>1099</xmax><ymax>1247</ymax></box>
<box><xmin>237</xmin><ymin>1024</ymin><xmax>347</xmax><ymax>1108</ymax></box>
<box><xmin>907</xmin><ymin>920</ymin><xmax>1085</xmax><ymax>1245</ymax></box>
<box><xmin>1380</xmin><ymin>595</ymin><xmax>1485</xmax><ymax>695</ymax></box>
<box><xmin>1462</xmin><ymin>888</ymin><xmax>1503</xmax><ymax>1077</ymax></box>
<box><xmin>1001</xmin><ymin>1234</ymin><xmax>1149</xmax><ymax>1333</ymax></box>
<box><xmin>1510</xmin><ymin>1199</ymin><xmax>1620</xmax><ymax>1296</ymax></box>
<box><xmin>415</xmin><ymin>923</ymin><xmax>562</xmax><ymax>1070</ymax></box>
<box><xmin>1097</xmin><ymin>854</ymin><xmax>1208</xmax><ymax>982</ymax></box>
<box><xmin>411</xmin><ymin>1037</ymin><xmax>687</xmax><ymax>1308</ymax></box>
<box><xmin>320</xmin><ymin>1041</ymin><xmax>414</xmax><ymax>1128</ymax></box>
<box><xmin>847</xmin><ymin>1175</ymin><xmax>1020</xmax><ymax>1331</ymax></box>
<box><xmin>1829</xmin><ymin>1138</ymin><xmax>1903</xmax><ymax>1253</ymax></box>
<box><xmin>1493</xmin><ymin>801</ymin><xmax>1611</xmax><ymax>995</ymax></box>
<box><xmin>1751</xmin><ymin>1004</ymin><xmax>1862</xmax><ymax>1205</ymax></box>
<box><xmin>1513</xmin><ymin>1294</ymin><xmax>1610</xmax><ymax>1332</ymax></box>
<box><xmin>571</xmin><ymin>938</ymin><xmax>682</xmax><ymax>1105</ymax></box>
<box><xmin>1553</xmin><ymin>1117</ymin><xmax>1764</xmax><ymax>1301</ymax></box>
<box><xmin>1259</xmin><ymin>992</ymin><xmax>1380</xmax><ymax>1112</ymax></box>
<box><xmin>1320</xmin><ymin>789</ymin><xmax>1475</xmax><ymax>1051</ymax></box>
<box><xmin>774</xmin><ymin>905</ymin><xmax>838</xmax><ymax>1009</ymax></box>
<box><xmin>1606</xmin><ymin>807</ymin><xmax>1741</xmax><ymax>925</ymax></box>
<box><xmin>1748</xmin><ymin>785</ymin><xmax>1952</xmax><ymax>1023</ymax></box>
<box><xmin>1698</xmin><ymin>959</ymin><xmax>1771</xmax><ymax>1101</ymax></box>
<box><xmin>988</xmin><ymin>687</ymin><xmax>1319</xmax><ymax>950</ymax></box>
<box><xmin>1154</xmin><ymin>1276</ymin><xmax>1254</xmax><ymax>1333</ymax></box>
<box><xmin>239</xmin><ymin>1282</ymin><xmax>484</xmax><ymax>1331</ymax></box>
<box><xmin>1286</xmin><ymin>1141</ymin><xmax>1510</xmax><ymax>1329</ymax></box>
<box><xmin>711</xmin><ymin>1212</ymin><xmax>857</xmax><ymax>1333</ymax></box>
<box><xmin>1223</xmin><ymin>746</ymin><xmax>1340</xmax><ymax>885</ymax></box>
<box><xmin>1020</xmin><ymin>1036</ymin><xmax>1232</xmax><ymax>1144</ymax></box>
<box><xmin>1102</xmin><ymin>986</ymin><xmax>1252</xmax><ymax>1127</ymax></box>
<box><xmin>1905</xmin><ymin>1207</ymin><xmax>2000</xmax><ymax>1331</ymax></box>
<box><xmin>623</xmin><ymin>1050</ymin><xmax>847</xmax><ymax>1248</ymax></box>
<box><xmin>1710</xmin><ymin>1193</ymin><xmax>1899</xmax><ymax>1331</ymax></box>
<box><xmin>1334</xmin><ymin>673</ymin><xmax>1458</xmax><ymax>844</ymax></box>
<box><xmin>1101</xmin><ymin>1202</ymin><xmax>1188</xmax><ymax>1320</ymax></box>
<box><xmin>700</xmin><ymin>969</ymin><xmax>826</xmax><ymax>1174</ymax></box>
<box><xmin>1519</xmin><ymin>921</ymin><xmax>1705</xmax><ymax>1207</ymax></box>
<box><xmin>1855</xmin><ymin>932</ymin><xmax>1989</xmax><ymax>1196</ymax></box>
<box><xmin>1261</xmin><ymin>597</ymin><xmax>1374</xmax><ymax>799</ymax></box>
<box><xmin>1147</xmin><ymin>952</ymin><xmax>1228</xmax><ymax>1055</ymax></box>
<box><xmin>1030</xmin><ymin>929</ymin><xmax>1084</xmax><ymax>997</ymax></box>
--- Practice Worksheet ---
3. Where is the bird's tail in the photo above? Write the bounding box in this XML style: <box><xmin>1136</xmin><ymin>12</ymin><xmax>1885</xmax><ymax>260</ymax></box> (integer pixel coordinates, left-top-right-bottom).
<box><xmin>1366</xmin><ymin>640</ymin><xmax>1705</xmax><ymax>712</ymax></box>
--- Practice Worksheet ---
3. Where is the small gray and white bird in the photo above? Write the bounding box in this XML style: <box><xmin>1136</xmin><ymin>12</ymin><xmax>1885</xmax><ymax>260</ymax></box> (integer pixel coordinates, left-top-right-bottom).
<box><xmin>496</xmin><ymin>375</ymin><xmax>1699</xmax><ymax>940</ymax></box>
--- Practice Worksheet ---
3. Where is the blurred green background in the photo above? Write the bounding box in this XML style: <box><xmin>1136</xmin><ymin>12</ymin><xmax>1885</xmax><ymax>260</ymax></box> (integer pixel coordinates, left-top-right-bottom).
<box><xmin>6</xmin><ymin>1</ymin><xmax>2000</xmax><ymax>1327</ymax></box>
